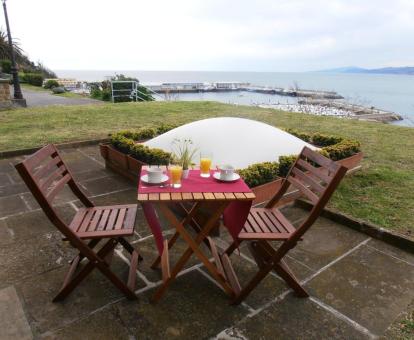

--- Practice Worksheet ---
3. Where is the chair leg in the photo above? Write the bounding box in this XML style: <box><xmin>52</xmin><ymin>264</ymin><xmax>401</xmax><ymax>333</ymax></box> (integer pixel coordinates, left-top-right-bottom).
<box><xmin>53</xmin><ymin>239</ymin><xmax>117</xmax><ymax>302</ymax></box>
<box><xmin>150</xmin><ymin>231</ymin><xmax>179</xmax><ymax>269</ymax></box>
<box><xmin>224</xmin><ymin>241</ymin><xmax>238</xmax><ymax>256</ymax></box>
<box><xmin>231</xmin><ymin>265</ymin><xmax>271</xmax><ymax>305</ymax></box>
<box><xmin>118</xmin><ymin>237</ymin><xmax>143</xmax><ymax>261</ymax></box>
<box><xmin>274</xmin><ymin>259</ymin><xmax>309</xmax><ymax>298</ymax></box>
<box><xmin>54</xmin><ymin>239</ymin><xmax>137</xmax><ymax>302</ymax></box>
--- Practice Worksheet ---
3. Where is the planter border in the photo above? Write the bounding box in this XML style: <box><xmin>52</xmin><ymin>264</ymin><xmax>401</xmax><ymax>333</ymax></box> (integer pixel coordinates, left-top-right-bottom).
<box><xmin>0</xmin><ymin>138</ymin><xmax>109</xmax><ymax>159</ymax></box>
<box><xmin>295</xmin><ymin>199</ymin><xmax>414</xmax><ymax>254</ymax></box>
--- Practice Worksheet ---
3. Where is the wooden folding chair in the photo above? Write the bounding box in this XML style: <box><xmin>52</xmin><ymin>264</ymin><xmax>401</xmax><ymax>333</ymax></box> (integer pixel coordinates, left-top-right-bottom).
<box><xmin>15</xmin><ymin>144</ymin><xmax>141</xmax><ymax>301</ymax></box>
<box><xmin>224</xmin><ymin>146</ymin><xmax>348</xmax><ymax>305</ymax></box>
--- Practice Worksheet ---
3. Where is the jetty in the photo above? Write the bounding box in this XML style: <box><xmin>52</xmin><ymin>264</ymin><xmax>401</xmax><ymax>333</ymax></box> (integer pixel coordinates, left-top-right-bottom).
<box><xmin>145</xmin><ymin>82</ymin><xmax>343</xmax><ymax>100</ymax></box>
<box><xmin>298</xmin><ymin>99</ymin><xmax>403</xmax><ymax>122</ymax></box>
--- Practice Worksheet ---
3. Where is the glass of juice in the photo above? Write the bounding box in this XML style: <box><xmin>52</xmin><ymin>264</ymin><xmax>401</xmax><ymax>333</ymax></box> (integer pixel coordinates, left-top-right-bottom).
<box><xmin>169</xmin><ymin>164</ymin><xmax>183</xmax><ymax>188</ymax></box>
<box><xmin>200</xmin><ymin>152</ymin><xmax>212</xmax><ymax>178</ymax></box>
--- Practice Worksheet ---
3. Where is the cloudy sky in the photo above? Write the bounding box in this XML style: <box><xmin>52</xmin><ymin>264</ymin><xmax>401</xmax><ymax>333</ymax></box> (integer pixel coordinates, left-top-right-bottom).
<box><xmin>5</xmin><ymin>0</ymin><xmax>414</xmax><ymax>71</ymax></box>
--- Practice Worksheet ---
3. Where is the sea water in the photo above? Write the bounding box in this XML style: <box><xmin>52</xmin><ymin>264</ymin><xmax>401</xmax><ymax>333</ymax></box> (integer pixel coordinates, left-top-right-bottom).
<box><xmin>56</xmin><ymin>70</ymin><xmax>414</xmax><ymax>127</ymax></box>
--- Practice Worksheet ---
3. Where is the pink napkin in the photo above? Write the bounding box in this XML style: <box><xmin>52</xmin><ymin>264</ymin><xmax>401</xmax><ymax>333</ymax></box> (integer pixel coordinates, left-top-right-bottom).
<box><xmin>138</xmin><ymin>169</ymin><xmax>254</xmax><ymax>254</ymax></box>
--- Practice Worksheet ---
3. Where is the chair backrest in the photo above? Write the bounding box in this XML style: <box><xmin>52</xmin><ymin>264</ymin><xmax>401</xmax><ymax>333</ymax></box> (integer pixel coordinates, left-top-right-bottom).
<box><xmin>15</xmin><ymin>144</ymin><xmax>94</xmax><ymax>237</ymax></box>
<box><xmin>267</xmin><ymin>146</ymin><xmax>348</xmax><ymax>244</ymax></box>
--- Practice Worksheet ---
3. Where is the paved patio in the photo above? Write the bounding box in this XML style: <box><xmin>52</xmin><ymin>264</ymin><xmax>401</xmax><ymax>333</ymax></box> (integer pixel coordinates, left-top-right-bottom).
<box><xmin>0</xmin><ymin>145</ymin><xmax>413</xmax><ymax>339</ymax></box>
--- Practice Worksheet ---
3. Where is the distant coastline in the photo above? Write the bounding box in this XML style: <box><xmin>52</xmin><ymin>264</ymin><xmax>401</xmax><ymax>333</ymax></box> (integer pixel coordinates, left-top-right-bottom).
<box><xmin>319</xmin><ymin>66</ymin><xmax>414</xmax><ymax>76</ymax></box>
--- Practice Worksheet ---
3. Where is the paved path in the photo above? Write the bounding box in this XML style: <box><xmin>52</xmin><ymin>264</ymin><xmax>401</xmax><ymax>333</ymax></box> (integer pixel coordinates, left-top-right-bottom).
<box><xmin>20</xmin><ymin>87</ymin><xmax>101</xmax><ymax>107</ymax></box>
<box><xmin>0</xmin><ymin>145</ymin><xmax>413</xmax><ymax>339</ymax></box>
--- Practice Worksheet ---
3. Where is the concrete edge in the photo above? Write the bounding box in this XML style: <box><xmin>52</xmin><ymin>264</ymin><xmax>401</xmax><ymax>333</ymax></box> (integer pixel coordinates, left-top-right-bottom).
<box><xmin>0</xmin><ymin>138</ymin><xmax>110</xmax><ymax>159</ymax></box>
<box><xmin>295</xmin><ymin>199</ymin><xmax>414</xmax><ymax>254</ymax></box>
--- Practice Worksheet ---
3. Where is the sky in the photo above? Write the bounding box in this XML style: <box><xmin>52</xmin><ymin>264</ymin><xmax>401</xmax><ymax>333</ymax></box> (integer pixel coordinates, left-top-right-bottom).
<box><xmin>4</xmin><ymin>0</ymin><xmax>414</xmax><ymax>72</ymax></box>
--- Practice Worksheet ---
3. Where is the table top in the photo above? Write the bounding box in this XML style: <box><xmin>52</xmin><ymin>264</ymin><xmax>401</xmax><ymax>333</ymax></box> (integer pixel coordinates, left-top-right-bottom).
<box><xmin>137</xmin><ymin>168</ymin><xmax>256</xmax><ymax>203</ymax></box>
<box><xmin>138</xmin><ymin>191</ymin><xmax>256</xmax><ymax>202</ymax></box>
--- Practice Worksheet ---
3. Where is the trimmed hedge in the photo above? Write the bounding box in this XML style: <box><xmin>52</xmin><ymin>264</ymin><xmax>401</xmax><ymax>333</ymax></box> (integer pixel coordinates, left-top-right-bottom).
<box><xmin>240</xmin><ymin>129</ymin><xmax>361</xmax><ymax>185</ymax></box>
<box><xmin>110</xmin><ymin>125</ymin><xmax>361</xmax><ymax>187</ymax></box>
<box><xmin>110</xmin><ymin>125</ymin><xmax>179</xmax><ymax>165</ymax></box>
<box><xmin>238</xmin><ymin>162</ymin><xmax>279</xmax><ymax>188</ymax></box>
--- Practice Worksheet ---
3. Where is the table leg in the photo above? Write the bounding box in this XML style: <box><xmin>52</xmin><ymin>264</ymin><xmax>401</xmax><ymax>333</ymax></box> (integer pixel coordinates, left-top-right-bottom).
<box><xmin>149</xmin><ymin>202</ymin><xmax>202</xmax><ymax>269</ymax></box>
<box><xmin>152</xmin><ymin>202</ymin><xmax>234</xmax><ymax>302</ymax></box>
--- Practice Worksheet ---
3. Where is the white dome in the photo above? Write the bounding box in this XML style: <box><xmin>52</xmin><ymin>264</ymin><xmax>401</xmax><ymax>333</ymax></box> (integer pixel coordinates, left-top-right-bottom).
<box><xmin>144</xmin><ymin>117</ymin><xmax>317</xmax><ymax>169</ymax></box>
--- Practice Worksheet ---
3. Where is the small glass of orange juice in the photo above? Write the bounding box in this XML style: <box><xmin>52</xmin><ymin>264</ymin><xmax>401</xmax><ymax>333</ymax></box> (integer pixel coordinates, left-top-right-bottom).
<box><xmin>200</xmin><ymin>152</ymin><xmax>212</xmax><ymax>178</ymax></box>
<box><xmin>169</xmin><ymin>165</ymin><xmax>183</xmax><ymax>188</ymax></box>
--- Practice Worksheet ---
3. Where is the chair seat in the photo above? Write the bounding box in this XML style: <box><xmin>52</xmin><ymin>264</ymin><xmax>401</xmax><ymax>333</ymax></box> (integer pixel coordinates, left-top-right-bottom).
<box><xmin>238</xmin><ymin>208</ymin><xmax>296</xmax><ymax>240</ymax></box>
<box><xmin>69</xmin><ymin>204</ymin><xmax>137</xmax><ymax>239</ymax></box>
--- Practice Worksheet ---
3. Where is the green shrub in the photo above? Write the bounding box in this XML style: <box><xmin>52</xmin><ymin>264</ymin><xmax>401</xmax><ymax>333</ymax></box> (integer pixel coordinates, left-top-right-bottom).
<box><xmin>0</xmin><ymin>59</ymin><xmax>11</xmax><ymax>73</ymax></box>
<box><xmin>285</xmin><ymin>128</ymin><xmax>312</xmax><ymax>142</ymax></box>
<box><xmin>322</xmin><ymin>139</ymin><xmax>361</xmax><ymax>161</ymax></box>
<box><xmin>21</xmin><ymin>73</ymin><xmax>44</xmax><ymax>86</ymax></box>
<box><xmin>44</xmin><ymin>79</ymin><xmax>59</xmax><ymax>89</ymax></box>
<box><xmin>90</xmin><ymin>87</ymin><xmax>102</xmax><ymax>99</ymax></box>
<box><xmin>278</xmin><ymin>155</ymin><xmax>297</xmax><ymax>177</ymax></box>
<box><xmin>156</xmin><ymin>124</ymin><xmax>178</xmax><ymax>135</ymax></box>
<box><xmin>239</xmin><ymin>162</ymin><xmax>279</xmax><ymax>187</ymax></box>
<box><xmin>110</xmin><ymin>131</ymin><xmax>171</xmax><ymax>165</ymax></box>
<box><xmin>312</xmin><ymin>133</ymin><xmax>343</xmax><ymax>147</ymax></box>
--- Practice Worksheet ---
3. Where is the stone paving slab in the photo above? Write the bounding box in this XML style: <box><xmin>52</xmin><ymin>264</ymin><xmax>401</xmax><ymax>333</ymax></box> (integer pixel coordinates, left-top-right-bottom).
<box><xmin>219</xmin><ymin>293</ymin><xmax>371</xmax><ymax>339</ymax></box>
<box><xmin>307</xmin><ymin>242</ymin><xmax>414</xmax><ymax>336</ymax></box>
<box><xmin>0</xmin><ymin>286</ymin><xmax>33</xmax><ymax>340</ymax></box>
<box><xmin>0</xmin><ymin>145</ymin><xmax>413</xmax><ymax>339</ymax></box>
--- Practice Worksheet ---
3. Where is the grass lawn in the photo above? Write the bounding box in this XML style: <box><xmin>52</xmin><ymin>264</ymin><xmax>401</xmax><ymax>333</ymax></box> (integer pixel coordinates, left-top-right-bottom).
<box><xmin>21</xmin><ymin>83</ymin><xmax>49</xmax><ymax>92</ymax></box>
<box><xmin>0</xmin><ymin>101</ymin><xmax>413</xmax><ymax>236</ymax></box>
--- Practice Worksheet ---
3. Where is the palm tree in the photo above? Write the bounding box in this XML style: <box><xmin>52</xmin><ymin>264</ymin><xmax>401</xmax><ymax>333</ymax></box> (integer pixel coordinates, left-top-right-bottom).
<box><xmin>0</xmin><ymin>28</ymin><xmax>25</xmax><ymax>62</ymax></box>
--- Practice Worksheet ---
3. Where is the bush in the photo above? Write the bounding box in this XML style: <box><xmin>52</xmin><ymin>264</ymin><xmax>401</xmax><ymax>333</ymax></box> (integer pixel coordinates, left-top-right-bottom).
<box><xmin>52</xmin><ymin>87</ymin><xmax>65</xmax><ymax>94</ymax></box>
<box><xmin>322</xmin><ymin>140</ymin><xmax>361</xmax><ymax>161</ymax></box>
<box><xmin>285</xmin><ymin>128</ymin><xmax>312</xmax><ymax>142</ymax></box>
<box><xmin>156</xmin><ymin>124</ymin><xmax>178</xmax><ymax>135</ymax></box>
<box><xmin>21</xmin><ymin>73</ymin><xmax>44</xmax><ymax>86</ymax></box>
<box><xmin>312</xmin><ymin>133</ymin><xmax>343</xmax><ymax>147</ymax></box>
<box><xmin>0</xmin><ymin>59</ymin><xmax>11</xmax><ymax>73</ymax></box>
<box><xmin>44</xmin><ymin>79</ymin><xmax>59</xmax><ymax>89</ymax></box>
<box><xmin>278</xmin><ymin>155</ymin><xmax>297</xmax><ymax>177</ymax></box>
<box><xmin>110</xmin><ymin>126</ymin><xmax>362</xmax><ymax>187</ymax></box>
<box><xmin>239</xmin><ymin>162</ymin><xmax>279</xmax><ymax>187</ymax></box>
<box><xmin>110</xmin><ymin>131</ymin><xmax>172</xmax><ymax>165</ymax></box>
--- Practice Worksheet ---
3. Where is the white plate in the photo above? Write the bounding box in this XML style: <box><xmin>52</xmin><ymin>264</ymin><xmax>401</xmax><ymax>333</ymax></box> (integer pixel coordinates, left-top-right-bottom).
<box><xmin>213</xmin><ymin>172</ymin><xmax>240</xmax><ymax>182</ymax></box>
<box><xmin>140</xmin><ymin>174</ymin><xmax>169</xmax><ymax>184</ymax></box>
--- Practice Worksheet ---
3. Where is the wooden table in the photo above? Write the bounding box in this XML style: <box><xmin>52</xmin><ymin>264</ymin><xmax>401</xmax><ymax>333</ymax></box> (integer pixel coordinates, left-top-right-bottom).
<box><xmin>138</xmin><ymin>189</ymin><xmax>255</xmax><ymax>302</ymax></box>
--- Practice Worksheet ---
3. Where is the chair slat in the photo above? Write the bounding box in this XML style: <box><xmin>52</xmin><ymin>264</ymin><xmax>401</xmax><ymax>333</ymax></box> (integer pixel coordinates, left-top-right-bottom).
<box><xmin>250</xmin><ymin>210</ymin><xmax>271</xmax><ymax>233</ymax></box>
<box><xmin>114</xmin><ymin>208</ymin><xmax>127</xmax><ymax>230</ymax></box>
<box><xmin>272</xmin><ymin>209</ymin><xmax>296</xmax><ymax>233</ymax></box>
<box><xmin>246</xmin><ymin>213</ymin><xmax>263</xmax><ymax>233</ymax></box>
<box><xmin>291</xmin><ymin>167</ymin><xmax>325</xmax><ymax>194</ymax></box>
<box><xmin>40</xmin><ymin>165</ymin><xmax>67</xmax><ymax>193</ymax></box>
<box><xmin>262</xmin><ymin>210</ymin><xmax>284</xmax><ymax>233</ymax></box>
<box><xmin>296</xmin><ymin>159</ymin><xmax>332</xmax><ymax>183</ymax></box>
<box><xmin>23</xmin><ymin>144</ymin><xmax>56</xmax><ymax>170</ymax></box>
<box><xmin>88</xmin><ymin>209</ymin><xmax>103</xmax><ymax>231</ymax></box>
<box><xmin>69</xmin><ymin>208</ymin><xmax>88</xmax><ymax>231</ymax></box>
<box><xmin>33</xmin><ymin>155</ymin><xmax>63</xmax><ymax>180</ymax></box>
<box><xmin>106</xmin><ymin>209</ymin><xmax>119</xmax><ymax>231</ymax></box>
<box><xmin>224</xmin><ymin>193</ymin><xmax>236</xmax><ymax>199</ymax></box>
<box><xmin>287</xmin><ymin>176</ymin><xmax>319</xmax><ymax>204</ymax></box>
<box><xmin>78</xmin><ymin>209</ymin><xmax>95</xmax><ymax>233</ymax></box>
<box><xmin>302</xmin><ymin>147</ymin><xmax>339</xmax><ymax>171</ymax></box>
<box><xmin>46</xmin><ymin>173</ymin><xmax>71</xmax><ymax>202</ymax></box>
<box><xmin>124</xmin><ymin>207</ymin><xmax>136</xmax><ymax>229</ymax></box>
<box><xmin>97</xmin><ymin>209</ymin><xmax>110</xmax><ymax>230</ymax></box>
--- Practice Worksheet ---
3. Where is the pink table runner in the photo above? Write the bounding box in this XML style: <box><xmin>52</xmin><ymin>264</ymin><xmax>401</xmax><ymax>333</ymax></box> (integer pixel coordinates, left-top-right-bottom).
<box><xmin>138</xmin><ymin>169</ymin><xmax>253</xmax><ymax>254</ymax></box>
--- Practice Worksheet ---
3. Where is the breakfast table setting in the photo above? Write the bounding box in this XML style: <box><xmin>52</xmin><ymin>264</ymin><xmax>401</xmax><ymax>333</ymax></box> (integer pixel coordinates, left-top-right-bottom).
<box><xmin>136</xmin><ymin>154</ymin><xmax>256</xmax><ymax>301</ymax></box>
